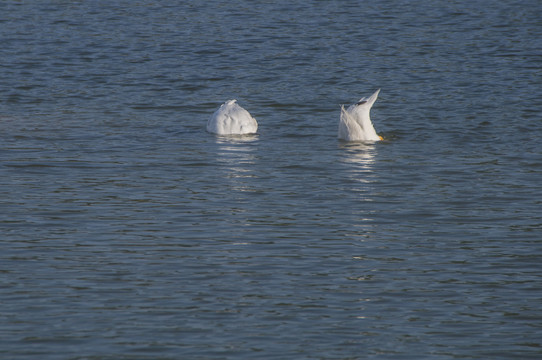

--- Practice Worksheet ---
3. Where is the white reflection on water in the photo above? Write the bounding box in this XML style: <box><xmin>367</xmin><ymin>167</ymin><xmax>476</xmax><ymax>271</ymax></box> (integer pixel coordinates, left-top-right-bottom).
<box><xmin>339</xmin><ymin>142</ymin><xmax>377</xmax><ymax>184</ymax></box>
<box><xmin>215</xmin><ymin>135</ymin><xmax>259</xmax><ymax>193</ymax></box>
<box><xmin>338</xmin><ymin>142</ymin><xmax>379</xmax><ymax>237</ymax></box>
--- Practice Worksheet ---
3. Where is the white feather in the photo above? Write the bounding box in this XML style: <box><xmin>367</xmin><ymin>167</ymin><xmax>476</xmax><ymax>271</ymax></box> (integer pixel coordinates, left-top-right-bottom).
<box><xmin>207</xmin><ymin>100</ymin><xmax>258</xmax><ymax>135</ymax></box>
<box><xmin>338</xmin><ymin>89</ymin><xmax>381</xmax><ymax>142</ymax></box>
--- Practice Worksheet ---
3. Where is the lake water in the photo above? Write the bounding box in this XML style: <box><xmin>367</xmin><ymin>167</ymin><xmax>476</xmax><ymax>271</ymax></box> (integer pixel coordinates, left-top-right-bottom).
<box><xmin>1</xmin><ymin>1</ymin><xmax>541</xmax><ymax>359</ymax></box>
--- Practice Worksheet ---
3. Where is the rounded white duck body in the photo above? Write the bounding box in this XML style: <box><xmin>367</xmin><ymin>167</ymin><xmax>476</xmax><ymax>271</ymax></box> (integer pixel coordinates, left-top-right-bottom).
<box><xmin>207</xmin><ymin>100</ymin><xmax>258</xmax><ymax>135</ymax></box>
<box><xmin>338</xmin><ymin>89</ymin><xmax>382</xmax><ymax>142</ymax></box>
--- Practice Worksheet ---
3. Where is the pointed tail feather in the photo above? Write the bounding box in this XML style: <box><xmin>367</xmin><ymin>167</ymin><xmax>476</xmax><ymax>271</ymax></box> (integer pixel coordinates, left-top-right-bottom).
<box><xmin>365</xmin><ymin>89</ymin><xmax>380</xmax><ymax>108</ymax></box>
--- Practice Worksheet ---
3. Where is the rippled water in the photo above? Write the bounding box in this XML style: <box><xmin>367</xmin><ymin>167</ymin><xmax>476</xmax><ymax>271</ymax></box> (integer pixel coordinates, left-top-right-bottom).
<box><xmin>2</xmin><ymin>1</ymin><xmax>542</xmax><ymax>359</ymax></box>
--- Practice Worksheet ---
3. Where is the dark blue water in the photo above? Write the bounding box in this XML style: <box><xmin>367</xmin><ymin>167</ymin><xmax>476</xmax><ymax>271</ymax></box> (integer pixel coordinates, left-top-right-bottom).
<box><xmin>2</xmin><ymin>1</ymin><xmax>542</xmax><ymax>359</ymax></box>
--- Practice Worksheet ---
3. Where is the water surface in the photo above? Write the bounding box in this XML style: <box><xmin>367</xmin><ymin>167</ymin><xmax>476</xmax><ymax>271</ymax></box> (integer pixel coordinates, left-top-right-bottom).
<box><xmin>1</xmin><ymin>1</ymin><xmax>542</xmax><ymax>359</ymax></box>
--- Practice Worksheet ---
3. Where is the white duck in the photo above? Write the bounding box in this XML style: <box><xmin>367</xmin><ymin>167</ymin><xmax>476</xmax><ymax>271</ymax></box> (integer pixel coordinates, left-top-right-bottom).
<box><xmin>338</xmin><ymin>89</ymin><xmax>383</xmax><ymax>142</ymax></box>
<box><xmin>207</xmin><ymin>100</ymin><xmax>258</xmax><ymax>135</ymax></box>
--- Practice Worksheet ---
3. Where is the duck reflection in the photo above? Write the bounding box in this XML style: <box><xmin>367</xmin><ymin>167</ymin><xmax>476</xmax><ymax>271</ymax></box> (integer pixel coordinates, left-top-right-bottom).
<box><xmin>339</xmin><ymin>142</ymin><xmax>377</xmax><ymax>184</ymax></box>
<box><xmin>215</xmin><ymin>135</ymin><xmax>259</xmax><ymax>193</ymax></box>
<box><xmin>339</xmin><ymin>143</ymin><xmax>379</xmax><ymax>241</ymax></box>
